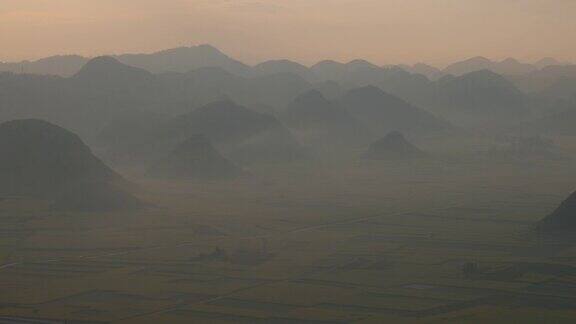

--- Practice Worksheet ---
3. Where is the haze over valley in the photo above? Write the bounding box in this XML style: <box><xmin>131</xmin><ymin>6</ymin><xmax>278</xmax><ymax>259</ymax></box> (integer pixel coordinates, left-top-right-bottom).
<box><xmin>2</xmin><ymin>1</ymin><xmax>576</xmax><ymax>323</ymax></box>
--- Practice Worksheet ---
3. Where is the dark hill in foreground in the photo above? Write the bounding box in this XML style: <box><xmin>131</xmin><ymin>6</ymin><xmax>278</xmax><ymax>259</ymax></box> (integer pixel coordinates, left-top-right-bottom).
<box><xmin>538</xmin><ymin>191</ymin><xmax>576</xmax><ymax>232</ymax></box>
<box><xmin>0</xmin><ymin>119</ymin><xmax>141</xmax><ymax>211</ymax></box>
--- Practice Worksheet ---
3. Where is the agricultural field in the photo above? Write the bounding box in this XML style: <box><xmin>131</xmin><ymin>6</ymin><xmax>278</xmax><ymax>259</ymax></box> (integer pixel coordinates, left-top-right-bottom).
<box><xmin>2</xmin><ymin>143</ymin><xmax>576</xmax><ymax>323</ymax></box>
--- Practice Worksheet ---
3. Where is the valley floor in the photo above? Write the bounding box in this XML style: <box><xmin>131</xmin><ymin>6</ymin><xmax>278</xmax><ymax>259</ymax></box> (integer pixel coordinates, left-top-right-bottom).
<box><xmin>2</xmin><ymin>155</ymin><xmax>576</xmax><ymax>323</ymax></box>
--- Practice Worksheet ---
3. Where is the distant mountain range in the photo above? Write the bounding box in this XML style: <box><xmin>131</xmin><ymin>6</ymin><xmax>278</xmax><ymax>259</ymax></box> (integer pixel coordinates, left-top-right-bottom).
<box><xmin>1</xmin><ymin>47</ymin><xmax>576</xmax><ymax>166</ymax></box>
<box><xmin>0</xmin><ymin>55</ymin><xmax>88</xmax><ymax>77</ymax></box>
<box><xmin>1</xmin><ymin>45</ymin><xmax>570</xmax><ymax>87</ymax></box>
<box><xmin>0</xmin><ymin>45</ymin><xmax>250</xmax><ymax>77</ymax></box>
<box><xmin>431</xmin><ymin>70</ymin><xmax>529</xmax><ymax>128</ymax></box>
<box><xmin>445</xmin><ymin>57</ymin><xmax>534</xmax><ymax>76</ymax></box>
<box><xmin>2</xmin><ymin>46</ymin><xmax>574</xmax><ymax>122</ymax></box>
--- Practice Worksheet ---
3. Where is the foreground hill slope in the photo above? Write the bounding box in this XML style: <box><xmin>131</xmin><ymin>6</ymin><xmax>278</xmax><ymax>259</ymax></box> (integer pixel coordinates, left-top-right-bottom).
<box><xmin>0</xmin><ymin>119</ymin><xmax>141</xmax><ymax>210</ymax></box>
<box><xmin>539</xmin><ymin>191</ymin><xmax>576</xmax><ymax>232</ymax></box>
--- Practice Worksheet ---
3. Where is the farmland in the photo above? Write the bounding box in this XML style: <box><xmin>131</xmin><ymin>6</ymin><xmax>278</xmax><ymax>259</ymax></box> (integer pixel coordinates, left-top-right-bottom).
<box><xmin>1</xmin><ymin>146</ymin><xmax>576</xmax><ymax>323</ymax></box>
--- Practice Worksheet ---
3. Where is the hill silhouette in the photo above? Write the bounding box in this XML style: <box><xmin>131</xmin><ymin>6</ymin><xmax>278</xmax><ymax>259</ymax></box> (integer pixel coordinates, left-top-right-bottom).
<box><xmin>444</xmin><ymin>57</ymin><xmax>493</xmax><ymax>76</ymax></box>
<box><xmin>0</xmin><ymin>45</ymin><xmax>250</xmax><ymax>77</ymax></box>
<box><xmin>254</xmin><ymin>60</ymin><xmax>316</xmax><ymax>81</ymax></box>
<box><xmin>443</xmin><ymin>57</ymin><xmax>538</xmax><ymax>76</ymax></box>
<box><xmin>169</xmin><ymin>100</ymin><xmax>306</xmax><ymax>164</ymax></box>
<box><xmin>156</xmin><ymin>66</ymin><xmax>317</xmax><ymax>111</ymax></box>
<box><xmin>538</xmin><ymin>191</ymin><xmax>576</xmax><ymax>232</ymax></box>
<box><xmin>398</xmin><ymin>63</ymin><xmax>445</xmax><ymax>80</ymax></box>
<box><xmin>72</xmin><ymin>56</ymin><xmax>160</xmax><ymax>98</ymax></box>
<box><xmin>311</xmin><ymin>59</ymin><xmax>394</xmax><ymax>86</ymax></box>
<box><xmin>65</xmin><ymin>56</ymin><xmax>166</xmax><ymax>137</ymax></box>
<box><xmin>363</xmin><ymin>131</ymin><xmax>426</xmax><ymax>160</ymax></box>
<box><xmin>95</xmin><ymin>100</ymin><xmax>307</xmax><ymax>168</ymax></box>
<box><xmin>340</xmin><ymin>86</ymin><xmax>449</xmax><ymax>136</ymax></box>
<box><xmin>116</xmin><ymin>44</ymin><xmax>251</xmax><ymax>76</ymax></box>
<box><xmin>172</xmin><ymin>100</ymin><xmax>283</xmax><ymax>143</ymax></box>
<box><xmin>0</xmin><ymin>119</ymin><xmax>141</xmax><ymax>211</ymax></box>
<box><xmin>283</xmin><ymin>90</ymin><xmax>371</xmax><ymax>149</ymax></box>
<box><xmin>73</xmin><ymin>56</ymin><xmax>153</xmax><ymax>82</ymax></box>
<box><xmin>249</xmin><ymin>73</ymin><xmax>314</xmax><ymax>110</ymax></box>
<box><xmin>306</xmin><ymin>63</ymin><xmax>437</xmax><ymax>117</ymax></box>
<box><xmin>284</xmin><ymin>90</ymin><xmax>358</xmax><ymax>127</ymax></box>
<box><xmin>433</xmin><ymin>70</ymin><xmax>528</xmax><ymax>127</ymax></box>
<box><xmin>535</xmin><ymin>58</ymin><xmax>561</xmax><ymax>69</ymax></box>
<box><xmin>3</xmin><ymin>46</ymin><xmax>574</xmax><ymax>142</ymax></box>
<box><xmin>511</xmin><ymin>65</ymin><xmax>576</xmax><ymax>92</ymax></box>
<box><xmin>0</xmin><ymin>55</ymin><xmax>88</xmax><ymax>77</ymax></box>
<box><xmin>310</xmin><ymin>60</ymin><xmax>348</xmax><ymax>82</ymax></box>
<box><xmin>147</xmin><ymin>135</ymin><xmax>244</xmax><ymax>180</ymax></box>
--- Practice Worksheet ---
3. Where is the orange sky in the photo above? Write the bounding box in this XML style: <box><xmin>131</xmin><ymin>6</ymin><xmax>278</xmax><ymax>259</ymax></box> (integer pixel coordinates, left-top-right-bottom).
<box><xmin>1</xmin><ymin>0</ymin><xmax>575</xmax><ymax>66</ymax></box>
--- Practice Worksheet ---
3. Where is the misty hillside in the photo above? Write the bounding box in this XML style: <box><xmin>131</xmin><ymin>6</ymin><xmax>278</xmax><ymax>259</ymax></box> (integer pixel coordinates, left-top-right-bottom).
<box><xmin>147</xmin><ymin>135</ymin><xmax>244</xmax><ymax>181</ymax></box>
<box><xmin>0</xmin><ymin>45</ymin><xmax>250</xmax><ymax>77</ymax></box>
<box><xmin>3</xmin><ymin>47</ymin><xmax>576</xmax><ymax>146</ymax></box>
<box><xmin>510</xmin><ymin>65</ymin><xmax>576</xmax><ymax>93</ymax></box>
<box><xmin>0</xmin><ymin>56</ymin><xmax>322</xmax><ymax>139</ymax></box>
<box><xmin>0</xmin><ymin>119</ymin><xmax>141</xmax><ymax>211</ymax></box>
<box><xmin>3</xmin><ymin>45</ymin><xmax>576</xmax><ymax>129</ymax></box>
<box><xmin>95</xmin><ymin>109</ymin><xmax>173</xmax><ymax>166</ymax></box>
<box><xmin>339</xmin><ymin>85</ymin><xmax>450</xmax><ymax>137</ymax></box>
<box><xmin>397</xmin><ymin>63</ymin><xmax>445</xmax><ymax>80</ymax></box>
<box><xmin>1</xmin><ymin>57</ymin><xmax>173</xmax><ymax>138</ymax></box>
<box><xmin>0</xmin><ymin>55</ymin><xmax>88</xmax><ymax>77</ymax></box>
<box><xmin>443</xmin><ymin>57</ymin><xmax>540</xmax><ymax>76</ymax></box>
<box><xmin>362</xmin><ymin>131</ymin><xmax>427</xmax><ymax>160</ymax></box>
<box><xmin>432</xmin><ymin>70</ymin><xmax>529</xmax><ymax>127</ymax></box>
<box><xmin>254</xmin><ymin>60</ymin><xmax>317</xmax><ymax>82</ymax></box>
<box><xmin>95</xmin><ymin>100</ymin><xmax>307</xmax><ymax>168</ymax></box>
<box><xmin>71</xmin><ymin>56</ymin><xmax>163</xmax><ymax>105</ymax></box>
<box><xmin>167</xmin><ymin>101</ymin><xmax>306</xmax><ymax>164</ymax></box>
<box><xmin>283</xmin><ymin>90</ymin><xmax>371</xmax><ymax>150</ymax></box>
<box><xmin>2</xmin><ymin>45</ymin><xmax>574</xmax><ymax>101</ymax></box>
<box><xmin>520</xmin><ymin>103</ymin><xmax>576</xmax><ymax>136</ymax></box>
<box><xmin>116</xmin><ymin>44</ymin><xmax>252</xmax><ymax>76</ymax></box>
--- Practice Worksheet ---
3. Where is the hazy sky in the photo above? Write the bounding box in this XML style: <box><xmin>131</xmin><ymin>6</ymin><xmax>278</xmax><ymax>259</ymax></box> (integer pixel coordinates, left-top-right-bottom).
<box><xmin>1</xmin><ymin>0</ymin><xmax>575</xmax><ymax>66</ymax></box>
